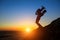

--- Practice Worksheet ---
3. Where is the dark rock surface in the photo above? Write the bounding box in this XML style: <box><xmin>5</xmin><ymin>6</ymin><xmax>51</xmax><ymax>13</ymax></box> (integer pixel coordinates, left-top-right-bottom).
<box><xmin>44</xmin><ymin>18</ymin><xmax>60</xmax><ymax>40</ymax></box>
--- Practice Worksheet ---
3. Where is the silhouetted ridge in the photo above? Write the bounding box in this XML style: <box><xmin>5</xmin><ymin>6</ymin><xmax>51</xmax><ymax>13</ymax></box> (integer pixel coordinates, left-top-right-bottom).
<box><xmin>45</xmin><ymin>18</ymin><xmax>60</xmax><ymax>31</ymax></box>
<box><xmin>44</xmin><ymin>18</ymin><xmax>60</xmax><ymax>40</ymax></box>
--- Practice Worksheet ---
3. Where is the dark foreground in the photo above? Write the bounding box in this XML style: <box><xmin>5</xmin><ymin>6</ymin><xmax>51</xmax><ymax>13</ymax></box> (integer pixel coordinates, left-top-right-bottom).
<box><xmin>0</xmin><ymin>18</ymin><xmax>60</xmax><ymax>40</ymax></box>
<box><xmin>0</xmin><ymin>31</ymin><xmax>20</xmax><ymax>40</ymax></box>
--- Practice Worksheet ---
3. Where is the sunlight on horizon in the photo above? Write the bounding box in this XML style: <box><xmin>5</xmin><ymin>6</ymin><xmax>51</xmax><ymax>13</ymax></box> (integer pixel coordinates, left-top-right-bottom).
<box><xmin>0</xmin><ymin>19</ymin><xmax>39</xmax><ymax>32</ymax></box>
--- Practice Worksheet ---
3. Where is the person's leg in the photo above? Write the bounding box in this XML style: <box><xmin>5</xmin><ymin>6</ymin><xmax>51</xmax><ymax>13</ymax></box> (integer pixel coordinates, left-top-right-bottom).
<box><xmin>36</xmin><ymin>16</ymin><xmax>43</xmax><ymax>28</ymax></box>
<box><xmin>36</xmin><ymin>22</ymin><xmax>42</xmax><ymax>28</ymax></box>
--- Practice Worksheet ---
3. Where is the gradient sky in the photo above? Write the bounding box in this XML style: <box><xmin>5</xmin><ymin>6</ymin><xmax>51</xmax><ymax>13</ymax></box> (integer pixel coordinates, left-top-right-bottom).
<box><xmin>0</xmin><ymin>0</ymin><xmax>60</xmax><ymax>29</ymax></box>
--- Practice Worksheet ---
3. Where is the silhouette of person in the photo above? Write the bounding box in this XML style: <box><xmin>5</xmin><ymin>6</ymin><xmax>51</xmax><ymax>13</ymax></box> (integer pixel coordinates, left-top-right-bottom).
<box><xmin>35</xmin><ymin>6</ymin><xmax>47</xmax><ymax>28</ymax></box>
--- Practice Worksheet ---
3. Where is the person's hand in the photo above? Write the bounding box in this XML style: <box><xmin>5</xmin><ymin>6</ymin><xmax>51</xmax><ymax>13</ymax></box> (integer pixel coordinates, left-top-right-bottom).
<box><xmin>43</xmin><ymin>10</ymin><xmax>47</xmax><ymax>13</ymax></box>
<box><xmin>40</xmin><ymin>6</ymin><xmax>45</xmax><ymax>11</ymax></box>
<box><xmin>41</xmin><ymin>6</ymin><xmax>45</xmax><ymax>10</ymax></box>
<box><xmin>41</xmin><ymin>10</ymin><xmax>47</xmax><ymax>17</ymax></box>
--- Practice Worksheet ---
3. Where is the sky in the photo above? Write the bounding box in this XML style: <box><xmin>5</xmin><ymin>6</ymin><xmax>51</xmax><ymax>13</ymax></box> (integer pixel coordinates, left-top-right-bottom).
<box><xmin>0</xmin><ymin>0</ymin><xmax>60</xmax><ymax>30</ymax></box>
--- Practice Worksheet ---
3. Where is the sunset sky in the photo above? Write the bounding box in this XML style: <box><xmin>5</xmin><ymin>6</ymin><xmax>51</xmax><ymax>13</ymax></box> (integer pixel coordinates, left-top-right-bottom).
<box><xmin>0</xmin><ymin>0</ymin><xmax>60</xmax><ymax>30</ymax></box>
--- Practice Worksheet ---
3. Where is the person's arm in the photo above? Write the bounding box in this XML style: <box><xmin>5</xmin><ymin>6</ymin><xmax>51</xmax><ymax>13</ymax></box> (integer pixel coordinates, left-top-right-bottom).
<box><xmin>41</xmin><ymin>10</ymin><xmax>47</xmax><ymax>16</ymax></box>
<box><xmin>40</xmin><ymin>6</ymin><xmax>45</xmax><ymax>11</ymax></box>
<box><xmin>42</xmin><ymin>10</ymin><xmax>47</xmax><ymax>14</ymax></box>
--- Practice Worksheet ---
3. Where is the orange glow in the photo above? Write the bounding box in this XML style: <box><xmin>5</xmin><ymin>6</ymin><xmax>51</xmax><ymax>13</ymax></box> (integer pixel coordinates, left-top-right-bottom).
<box><xmin>0</xmin><ymin>19</ymin><xmax>38</xmax><ymax>32</ymax></box>
<box><xmin>25</xmin><ymin>28</ymin><xmax>32</xmax><ymax>33</ymax></box>
<box><xmin>25</xmin><ymin>28</ymin><xmax>31</xmax><ymax>32</ymax></box>
<box><xmin>0</xmin><ymin>18</ymin><xmax>39</xmax><ymax>31</ymax></box>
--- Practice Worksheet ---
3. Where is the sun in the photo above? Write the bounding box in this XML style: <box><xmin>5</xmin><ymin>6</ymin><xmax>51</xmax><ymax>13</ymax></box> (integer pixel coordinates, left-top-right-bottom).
<box><xmin>25</xmin><ymin>28</ymin><xmax>31</xmax><ymax>32</ymax></box>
